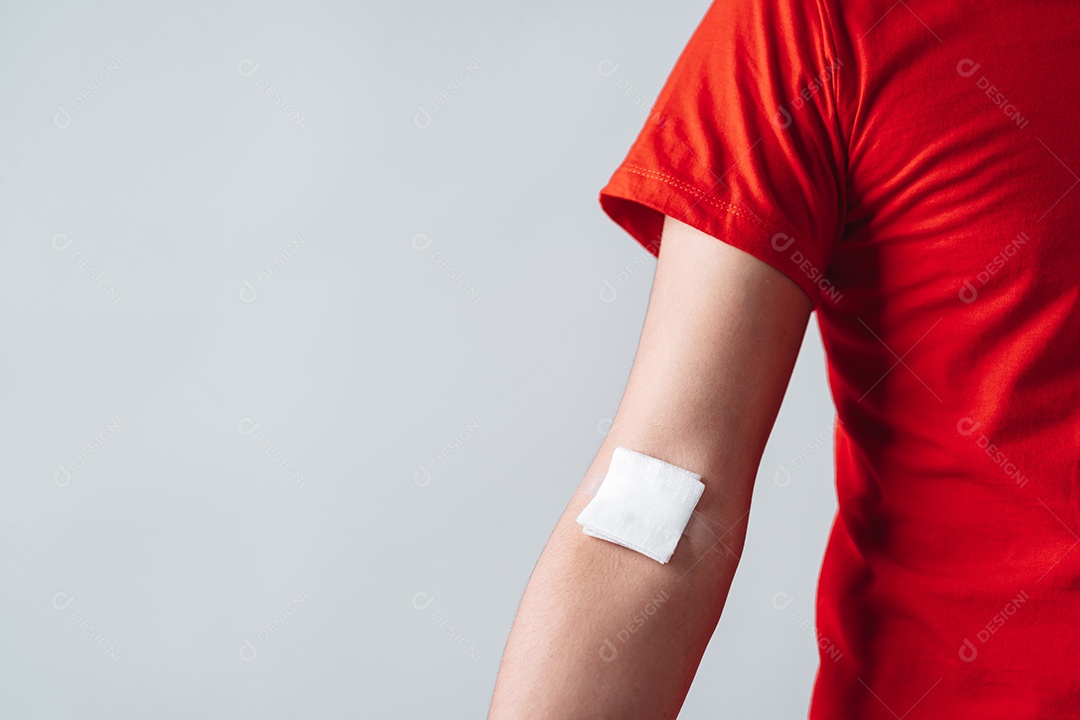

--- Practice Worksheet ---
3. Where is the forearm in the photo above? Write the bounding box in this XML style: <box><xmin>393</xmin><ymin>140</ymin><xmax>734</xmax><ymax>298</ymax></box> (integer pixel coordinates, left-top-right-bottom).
<box><xmin>489</xmin><ymin>438</ymin><xmax>752</xmax><ymax>719</ymax></box>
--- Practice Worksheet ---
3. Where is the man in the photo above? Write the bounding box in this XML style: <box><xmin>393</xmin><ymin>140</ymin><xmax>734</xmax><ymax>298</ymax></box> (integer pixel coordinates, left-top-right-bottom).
<box><xmin>490</xmin><ymin>0</ymin><xmax>1080</xmax><ymax>716</ymax></box>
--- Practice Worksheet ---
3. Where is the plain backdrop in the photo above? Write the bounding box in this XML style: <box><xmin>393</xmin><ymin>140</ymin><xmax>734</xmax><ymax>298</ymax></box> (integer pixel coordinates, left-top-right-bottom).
<box><xmin>0</xmin><ymin>1</ymin><xmax>838</xmax><ymax>717</ymax></box>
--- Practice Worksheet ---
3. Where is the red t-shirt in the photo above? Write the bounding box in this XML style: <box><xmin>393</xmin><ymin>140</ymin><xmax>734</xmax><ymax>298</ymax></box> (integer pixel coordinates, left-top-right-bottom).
<box><xmin>599</xmin><ymin>0</ymin><xmax>1080</xmax><ymax>716</ymax></box>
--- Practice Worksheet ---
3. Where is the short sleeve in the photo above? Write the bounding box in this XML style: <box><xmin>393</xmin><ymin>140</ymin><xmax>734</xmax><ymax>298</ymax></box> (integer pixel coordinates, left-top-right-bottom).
<box><xmin>598</xmin><ymin>0</ymin><xmax>847</xmax><ymax>310</ymax></box>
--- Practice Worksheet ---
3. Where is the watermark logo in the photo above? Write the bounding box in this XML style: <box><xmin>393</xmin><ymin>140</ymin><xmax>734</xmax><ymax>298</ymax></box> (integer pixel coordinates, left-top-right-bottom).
<box><xmin>771</xmin><ymin>591</ymin><xmax>842</xmax><ymax>661</ymax></box>
<box><xmin>410</xmin><ymin>233</ymin><xmax>482</xmax><ymax>303</ymax></box>
<box><xmin>414</xmin><ymin>59</ymin><xmax>483</xmax><ymax>129</ymax></box>
<box><xmin>412</xmin><ymin>591</ymin><xmax>481</xmax><ymax>660</ymax></box>
<box><xmin>958</xmin><ymin>231</ymin><xmax>1029</xmax><ymax>303</ymax></box>
<box><xmin>238</xmin><ymin>232</ymin><xmax>310</xmax><ymax>303</ymax></box>
<box><xmin>237</xmin><ymin>59</ymin><xmax>309</xmax><ymax>129</ymax></box>
<box><xmin>596</xmin><ymin>417</ymin><xmax>613</xmax><ymax>436</ymax></box>
<box><xmin>48</xmin><ymin>233</ymin><xmax>122</xmax><ymax>303</ymax></box>
<box><xmin>770</xmin><ymin>232</ymin><xmax>842</xmax><ymax>305</ymax></box>
<box><xmin>237</xmin><ymin>417</ymin><xmax>308</xmax><ymax>487</ymax></box>
<box><xmin>773</xmin><ymin>417</ymin><xmax>840</xmax><ymax>487</ymax></box>
<box><xmin>599</xmin><ymin>252</ymin><xmax>648</xmax><ymax>304</ymax></box>
<box><xmin>596</xmin><ymin>59</ymin><xmax>646</xmax><ymax>108</ymax></box>
<box><xmin>414</xmin><ymin>415</ymin><xmax>484</xmax><ymax>487</ymax></box>
<box><xmin>238</xmin><ymin>591</ymin><xmax>310</xmax><ymax>662</ymax></box>
<box><xmin>411</xmin><ymin>592</ymin><xmax>435</xmax><ymax>611</ymax></box>
<box><xmin>54</xmin><ymin>58</ymin><xmax>125</xmax><ymax>130</ymax></box>
<box><xmin>598</xmin><ymin>590</ymin><xmax>669</xmax><ymax>662</ymax></box>
<box><xmin>957</xmin><ymin>58</ymin><xmax>1030</xmax><ymax>129</ymax></box>
<box><xmin>51</xmin><ymin>591</ymin><xmax>123</xmax><ymax>661</ymax></box>
<box><xmin>956</xmin><ymin>416</ymin><xmax>1028</xmax><ymax>487</ymax></box>
<box><xmin>773</xmin><ymin>57</ymin><xmax>843</xmax><ymax>129</ymax></box>
<box><xmin>51</xmin><ymin>591</ymin><xmax>75</xmax><ymax>610</ymax></box>
<box><xmin>959</xmin><ymin>590</ymin><xmax>1030</xmax><ymax>662</ymax></box>
<box><xmin>54</xmin><ymin>416</ymin><xmax>124</xmax><ymax>487</ymax></box>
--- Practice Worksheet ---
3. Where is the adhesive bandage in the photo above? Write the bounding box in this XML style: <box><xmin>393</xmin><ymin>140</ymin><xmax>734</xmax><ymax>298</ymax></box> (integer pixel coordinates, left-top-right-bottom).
<box><xmin>575</xmin><ymin>447</ymin><xmax>705</xmax><ymax>564</ymax></box>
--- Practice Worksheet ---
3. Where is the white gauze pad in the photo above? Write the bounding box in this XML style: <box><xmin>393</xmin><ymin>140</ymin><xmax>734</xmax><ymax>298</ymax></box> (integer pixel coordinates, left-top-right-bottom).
<box><xmin>575</xmin><ymin>446</ymin><xmax>705</xmax><ymax>564</ymax></box>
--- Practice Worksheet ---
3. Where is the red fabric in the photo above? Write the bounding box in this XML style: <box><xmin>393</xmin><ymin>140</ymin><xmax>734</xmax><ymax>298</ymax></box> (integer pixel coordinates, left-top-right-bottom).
<box><xmin>599</xmin><ymin>0</ymin><xmax>1080</xmax><ymax>716</ymax></box>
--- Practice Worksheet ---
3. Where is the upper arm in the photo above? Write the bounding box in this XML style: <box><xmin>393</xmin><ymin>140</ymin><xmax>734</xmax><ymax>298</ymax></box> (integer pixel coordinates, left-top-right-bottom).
<box><xmin>592</xmin><ymin>212</ymin><xmax>812</xmax><ymax>537</ymax></box>
<box><xmin>488</xmin><ymin>216</ymin><xmax>815</xmax><ymax>720</ymax></box>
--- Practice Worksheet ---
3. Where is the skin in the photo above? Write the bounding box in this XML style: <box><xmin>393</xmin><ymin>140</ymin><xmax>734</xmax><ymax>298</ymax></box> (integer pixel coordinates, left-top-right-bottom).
<box><xmin>488</xmin><ymin>214</ymin><xmax>814</xmax><ymax>719</ymax></box>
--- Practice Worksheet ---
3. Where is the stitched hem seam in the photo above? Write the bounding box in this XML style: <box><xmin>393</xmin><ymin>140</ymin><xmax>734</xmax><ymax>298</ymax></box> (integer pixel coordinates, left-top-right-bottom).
<box><xmin>622</xmin><ymin>163</ymin><xmax>779</xmax><ymax>236</ymax></box>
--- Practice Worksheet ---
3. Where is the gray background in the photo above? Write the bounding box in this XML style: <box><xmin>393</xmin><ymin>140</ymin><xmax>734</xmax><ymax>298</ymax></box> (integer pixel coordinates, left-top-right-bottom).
<box><xmin>0</xmin><ymin>1</ymin><xmax>838</xmax><ymax>717</ymax></box>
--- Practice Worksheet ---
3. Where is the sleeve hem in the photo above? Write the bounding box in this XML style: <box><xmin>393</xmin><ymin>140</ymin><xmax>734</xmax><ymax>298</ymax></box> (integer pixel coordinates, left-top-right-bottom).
<box><xmin>599</xmin><ymin>163</ymin><xmax>828</xmax><ymax>311</ymax></box>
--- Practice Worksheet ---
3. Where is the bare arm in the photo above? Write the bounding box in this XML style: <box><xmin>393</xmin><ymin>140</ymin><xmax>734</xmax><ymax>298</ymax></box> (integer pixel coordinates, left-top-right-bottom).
<box><xmin>488</xmin><ymin>215</ymin><xmax>814</xmax><ymax>719</ymax></box>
